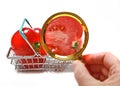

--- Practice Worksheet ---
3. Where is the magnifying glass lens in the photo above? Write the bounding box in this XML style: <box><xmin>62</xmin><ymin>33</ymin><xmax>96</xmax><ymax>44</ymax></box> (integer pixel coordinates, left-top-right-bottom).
<box><xmin>45</xmin><ymin>16</ymin><xmax>83</xmax><ymax>56</ymax></box>
<box><xmin>41</xmin><ymin>12</ymin><xmax>89</xmax><ymax>60</ymax></box>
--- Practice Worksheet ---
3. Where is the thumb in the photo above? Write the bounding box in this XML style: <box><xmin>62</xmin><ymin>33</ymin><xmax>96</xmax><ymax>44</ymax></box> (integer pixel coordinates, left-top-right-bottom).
<box><xmin>72</xmin><ymin>60</ymin><xmax>98</xmax><ymax>86</ymax></box>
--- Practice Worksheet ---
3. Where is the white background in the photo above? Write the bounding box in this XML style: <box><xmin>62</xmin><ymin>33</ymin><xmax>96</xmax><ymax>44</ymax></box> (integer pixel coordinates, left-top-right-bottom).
<box><xmin>0</xmin><ymin>0</ymin><xmax>120</xmax><ymax>86</ymax></box>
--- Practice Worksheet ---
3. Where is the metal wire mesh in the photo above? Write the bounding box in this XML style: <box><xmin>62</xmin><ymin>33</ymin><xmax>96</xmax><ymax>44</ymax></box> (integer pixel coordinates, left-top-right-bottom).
<box><xmin>7</xmin><ymin>48</ymin><xmax>73</xmax><ymax>72</ymax></box>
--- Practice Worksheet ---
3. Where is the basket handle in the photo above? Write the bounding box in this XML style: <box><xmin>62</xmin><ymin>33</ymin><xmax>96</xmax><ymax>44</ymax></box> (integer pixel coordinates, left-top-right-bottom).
<box><xmin>19</xmin><ymin>18</ymin><xmax>39</xmax><ymax>56</ymax></box>
<box><xmin>19</xmin><ymin>18</ymin><xmax>32</xmax><ymax>39</ymax></box>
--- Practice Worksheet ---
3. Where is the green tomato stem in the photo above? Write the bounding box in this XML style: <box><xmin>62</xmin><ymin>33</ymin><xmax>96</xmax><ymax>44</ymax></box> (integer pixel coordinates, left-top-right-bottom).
<box><xmin>72</xmin><ymin>41</ymin><xmax>79</xmax><ymax>49</ymax></box>
<box><xmin>32</xmin><ymin>42</ymin><xmax>40</xmax><ymax>52</ymax></box>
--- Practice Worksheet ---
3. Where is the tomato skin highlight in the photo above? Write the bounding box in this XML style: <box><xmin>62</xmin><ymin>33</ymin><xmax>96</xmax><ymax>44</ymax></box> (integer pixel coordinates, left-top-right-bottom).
<box><xmin>45</xmin><ymin>16</ymin><xmax>83</xmax><ymax>56</ymax></box>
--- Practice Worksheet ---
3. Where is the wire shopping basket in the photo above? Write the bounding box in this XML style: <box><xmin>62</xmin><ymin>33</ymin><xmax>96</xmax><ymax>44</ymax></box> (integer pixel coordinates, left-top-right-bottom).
<box><xmin>7</xmin><ymin>18</ymin><xmax>73</xmax><ymax>72</ymax></box>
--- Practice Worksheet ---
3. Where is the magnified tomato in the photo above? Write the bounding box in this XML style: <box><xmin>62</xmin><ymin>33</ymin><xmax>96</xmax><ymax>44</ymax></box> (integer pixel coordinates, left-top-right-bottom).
<box><xmin>45</xmin><ymin>16</ymin><xmax>83</xmax><ymax>56</ymax></box>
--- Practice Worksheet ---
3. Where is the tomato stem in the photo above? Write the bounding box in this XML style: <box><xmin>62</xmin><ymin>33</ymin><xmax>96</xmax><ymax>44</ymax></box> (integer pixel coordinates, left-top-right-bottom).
<box><xmin>72</xmin><ymin>41</ymin><xmax>79</xmax><ymax>49</ymax></box>
<box><xmin>32</xmin><ymin>42</ymin><xmax>40</xmax><ymax>52</ymax></box>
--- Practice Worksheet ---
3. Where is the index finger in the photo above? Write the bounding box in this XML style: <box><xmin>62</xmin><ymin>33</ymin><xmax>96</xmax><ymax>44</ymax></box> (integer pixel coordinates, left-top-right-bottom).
<box><xmin>82</xmin><ymin>52</ymin><xmax>120</xmax><ymax>69</ymax></box>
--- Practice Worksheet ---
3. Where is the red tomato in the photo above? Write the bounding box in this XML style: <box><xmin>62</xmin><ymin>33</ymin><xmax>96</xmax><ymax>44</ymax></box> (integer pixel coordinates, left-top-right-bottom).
<box><xmin>11</xmin><ymin>27</ymin><xmax>46</xmax><ymax>55</ymax></box>
<box><xmin>11</xmin><ymin>27</ymin><xmax>46</xmax><ymax>69</ymax></box>
<box><xmin>45</xmin><ymin>16</ymin><xmax>83</xmax><ymax>56</ymax></box>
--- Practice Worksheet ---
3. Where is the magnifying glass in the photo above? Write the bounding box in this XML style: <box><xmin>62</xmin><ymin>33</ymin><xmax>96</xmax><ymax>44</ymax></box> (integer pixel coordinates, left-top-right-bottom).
<box><xmin>41</xmin><ymin>12</ymin><xmax>89</xmax><ymax>61</ymax></box>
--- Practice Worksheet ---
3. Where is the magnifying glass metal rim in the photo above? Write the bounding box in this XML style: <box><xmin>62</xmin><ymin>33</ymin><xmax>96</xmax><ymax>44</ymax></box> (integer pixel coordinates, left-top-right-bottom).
<box><xmin>41</xmin><ymin>12</ymin><xmax>89</xmax><ymax>61</ymax></box>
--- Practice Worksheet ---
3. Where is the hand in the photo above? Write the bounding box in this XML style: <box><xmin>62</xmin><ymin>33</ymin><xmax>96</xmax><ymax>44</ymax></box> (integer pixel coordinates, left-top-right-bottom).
<box><xmin>73</xmin><ymin>52</ymin><xmax>120</xmax><ymax>86</ymax></box>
